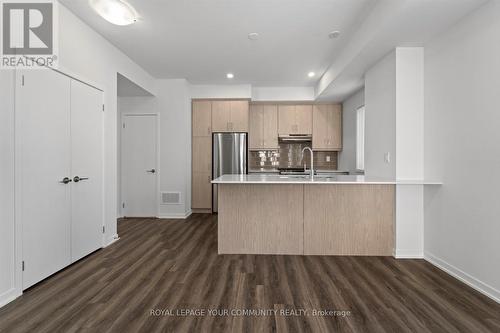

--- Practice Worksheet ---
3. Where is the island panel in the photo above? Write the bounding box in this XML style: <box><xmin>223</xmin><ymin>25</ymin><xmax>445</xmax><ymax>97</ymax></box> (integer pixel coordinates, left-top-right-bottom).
<box><xmin>218</xmin><ymin>184</ymin><xmax>304</xmax><ymax>255</ymax></box>
<box><xmin>304</xmin><ymin>184</ymin><xmax>394</xmax><ymax>255</ymax></box>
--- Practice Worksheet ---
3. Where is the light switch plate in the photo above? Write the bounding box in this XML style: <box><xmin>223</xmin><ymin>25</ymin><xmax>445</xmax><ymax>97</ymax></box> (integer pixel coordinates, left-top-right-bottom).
<box><xmin>326</xmin><ymin>155</ymin><xmax>331</xmax><ymax>162</ymax></box>
<box><xmin>384</xmin><ymin>152</ymin><xmax>391</xmax><ymax>163</ymax></box>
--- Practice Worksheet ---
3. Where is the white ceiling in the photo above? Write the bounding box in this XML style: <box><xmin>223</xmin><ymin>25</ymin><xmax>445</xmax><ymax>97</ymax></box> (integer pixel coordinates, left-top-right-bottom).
<box><xmin>61</xmin><ymin>0</ymin><xmax>489</xmax><ymax>101</ymax></box>
<box><xmin>117</xmin><ymin>73</ymin><xmax>153</xmax><ymax>97</ymax></box>
<box><xmin>316</xmin><ymin>0</ymin><xmax>490</xmax><ymax>101</ymax></box>
<box><xmin>59</xmin><ymin>0</ymin><xmax>374</xmax><ymax>86</ymax></box>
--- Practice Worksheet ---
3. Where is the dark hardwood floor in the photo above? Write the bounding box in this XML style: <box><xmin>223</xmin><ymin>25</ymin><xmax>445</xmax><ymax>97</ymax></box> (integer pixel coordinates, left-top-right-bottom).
<box><xmin>1</xmin><ymin>214</ymin><xmax>499</xmax><ymax>332</ymax></box>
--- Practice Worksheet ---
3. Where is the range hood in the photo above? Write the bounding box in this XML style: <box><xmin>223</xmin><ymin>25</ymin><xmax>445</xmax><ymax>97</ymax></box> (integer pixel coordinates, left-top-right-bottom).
<box><xmin>278</xmin><ymin>134</ymin><xmax>312</xmax><ymax>142</ymax></box>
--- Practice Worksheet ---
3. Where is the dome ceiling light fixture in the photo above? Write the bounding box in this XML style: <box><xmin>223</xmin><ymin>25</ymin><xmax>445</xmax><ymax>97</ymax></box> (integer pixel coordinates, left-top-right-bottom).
<box><xmin>89</xmin><ymin>0</ymin><xmax>139</xmax><ymax>26</ymax></box>
<box><xmin>328</xmin><ymin>30</ymin><xmax>341</xmax><ymax>39</ymax></box>
<box><xmin>248</xmin><ymin>32</ymin><xmax>259</xmax><ymax>41</ymax></box>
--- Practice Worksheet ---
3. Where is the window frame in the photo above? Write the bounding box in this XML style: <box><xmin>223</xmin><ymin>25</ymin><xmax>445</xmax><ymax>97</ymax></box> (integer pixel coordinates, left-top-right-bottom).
<box><xmin>355</xmin><ymin>105</ymin><xmax>365</xmax><ymax>172</ymax></box>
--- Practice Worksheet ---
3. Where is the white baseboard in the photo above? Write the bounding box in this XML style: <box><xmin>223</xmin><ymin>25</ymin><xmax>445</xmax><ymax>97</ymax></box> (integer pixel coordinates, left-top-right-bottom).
<box><xmin>394</xmin><ymin>249</ymin><xmax>424</xmax><ymax>259</ymax></box>
<box><xmin>0</xmin><ymin>288</ymin><xmax>21</xmax><ymax>308</ymax></box>
<box><xmin>425</xmin><ymin>252</ymin><xmax>500</xmax><ymax>304</ymax></box>
<box><xmin>159</xmin><ymin>211</ymin><xmax>192</xmax><ymax>219</ymax></box>
<box><xmin>104</xmin><ymin>234</ymin><xmax>120</xmax><ymax>247</ymax></box>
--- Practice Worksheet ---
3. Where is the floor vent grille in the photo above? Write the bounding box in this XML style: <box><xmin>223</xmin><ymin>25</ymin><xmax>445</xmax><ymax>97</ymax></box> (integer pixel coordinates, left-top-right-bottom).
<box><xmin>161</xmin><ymin>192</ymin><xmax>181</xmax><ymax>205</ymax></box>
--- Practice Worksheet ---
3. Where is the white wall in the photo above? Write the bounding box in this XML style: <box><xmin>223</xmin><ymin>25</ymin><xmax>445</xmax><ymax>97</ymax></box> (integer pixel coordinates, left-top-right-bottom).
<box><xmin>339</xmin><ymin>88</ymin><xmax>364</xmax><ymax>173</ymax></box>
<box><xmin>0</xmin><ymin>3</ymin><xmax>156</xmax><ymax>306</ymax></box>
<box><xmin>0</xmin><ymin>70</ymin><xmax>17</xmax><ymax>307</ymax></box>
<box><xmin>252</xmin><ymin>86</ymin><xmax>315</xmax><ymax>101</ymax></box>
<box><xmin>190</xmin><ymin>84</ymin><xmax>315</xmax><ymax>102</ymax></box>
<box><xmin>364</xmin><ymin>51</ymin><xmax>396</xmax><ymax>179</ymax></box>
<box><xmin>190</xmin><ymin>84</ymin><xmax>251</xmax><ymax>99</ymax></box>
<box><xmin>424</xmin><ymin>1</ymin><xmax>500</xmax><ymax>302</ymax></box>
<box><xmin>363</xmin><ymin>48</ymin><xmax>425</xmax><ymax>258</ymax></box>
<box><xmin>396</xmin><ymin>48</ymin><xmax>424</xmax><ymax>181</ymax></box>
<box><xmin>157</xmin><ymin>80</ymin><xmax>192</xmax><ymax>218</ymax></box>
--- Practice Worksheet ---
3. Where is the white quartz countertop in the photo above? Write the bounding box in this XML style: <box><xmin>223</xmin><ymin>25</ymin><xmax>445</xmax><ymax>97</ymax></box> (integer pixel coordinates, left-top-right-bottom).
<box><xmin>212</xmin><ymin>174</ymin><xmax>442</xmax><ymax>185</ymax></box>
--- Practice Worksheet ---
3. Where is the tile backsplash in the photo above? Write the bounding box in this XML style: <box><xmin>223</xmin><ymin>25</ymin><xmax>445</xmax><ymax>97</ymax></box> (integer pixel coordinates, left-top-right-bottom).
<box><xmin>249</xmin><ymin>148</ymin><xmax>338</xmax><ymax>170</ymax></box>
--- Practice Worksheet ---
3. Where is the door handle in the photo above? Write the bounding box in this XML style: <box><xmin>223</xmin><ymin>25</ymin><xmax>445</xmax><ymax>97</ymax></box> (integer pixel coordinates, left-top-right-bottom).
<box><xmin>147</xmin><ymin>169</ymin><xmax>156</xmax><ymax>174</ymax></box>
<box><xmin>73</xmin><ymin>176</ymin><xmax>89</xmax><ymax>183</ymax></box>
<box><xmin>59</xmin><ymin>177</ymin><xmax>72</xmax><ymax>184</ymax></box>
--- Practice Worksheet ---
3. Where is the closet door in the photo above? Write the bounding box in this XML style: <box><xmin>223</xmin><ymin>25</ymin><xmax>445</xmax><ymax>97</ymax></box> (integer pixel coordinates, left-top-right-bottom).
<box><xmin>17</xmin><ymin>70</ymin><xmax>72</xmax><ymax>289</ymax></box>
<box><xmin>70</xmin><ymin>80</ymin><xmax>104</xmax><ymax>262</ymax></box>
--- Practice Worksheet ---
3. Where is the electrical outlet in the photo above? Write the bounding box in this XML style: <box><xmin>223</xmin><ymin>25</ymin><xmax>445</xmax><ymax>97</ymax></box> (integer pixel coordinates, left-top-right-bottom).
<box><xmin>326</xmin><ymin>155</ymin><xmax>331</xmax><ymax>162</ymax></box>
<box><xmin>384</xmin><ymin>152</ymin><xmax>391</xmax><ymax>164</ymax></box>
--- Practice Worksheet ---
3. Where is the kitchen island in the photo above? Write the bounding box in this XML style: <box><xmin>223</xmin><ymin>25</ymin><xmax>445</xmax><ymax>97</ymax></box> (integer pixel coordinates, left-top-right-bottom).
<box><xmin>212</xmin><ymin>174</ymin><xmax>401</xmax><ymax>256</ymax></box>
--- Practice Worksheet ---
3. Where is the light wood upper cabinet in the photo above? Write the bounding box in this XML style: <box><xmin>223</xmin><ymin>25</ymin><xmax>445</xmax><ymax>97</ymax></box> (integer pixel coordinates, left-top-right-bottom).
<box><xmin>211</xmin><ymin>101</ymin><xmax>231</xmax><ymax>132</ymax></box>
<box><xmin>249</xmin><ymin>104</ymin><xmax>264</xmax><ymax>149</ymax></box>
<box><xmin>278</xmin><ymin>105</ymin><xmax>296</xmax><ymax>134</ymax></box>
<box><xmin>263</xmin><ymin>105</ymin><xmax>278</xmax><ymax>148</ymax></box>
<box><xmin>278</xmin><ymin>105</ymin><xmax>312</xmax><ymax>135</ymax></box>
<box><xmin>249</xmin><ymin>104</ymin><xmax>278</xmax><ymax>149</ymax></box>
<box><xmin>192</xmin><ymin>100</ymin><xmax>212</xmax><ymax>137</ymax></box>
<box><xmin>328</xmin><ymin>105</ymin><xmax>342</xmax><ymax>150</ymax></box>
<box><xmin>296</xmin><ymin>105</ymin><xmax>312</xmax><ymax>134</ymax></box>
<box><xmin>211</xmin><ymin>100</ymin><xmax>249</xmax><ymax>132</ymax></box>
<box><xmin>313</xmin><ymin>104</ymin><xmax>342</xmax><ymax>150</ymax></box>
<box><xmin>230</xmin><ymin>101</ymin><xmax>249</xmax><ymax>132</ymax></box>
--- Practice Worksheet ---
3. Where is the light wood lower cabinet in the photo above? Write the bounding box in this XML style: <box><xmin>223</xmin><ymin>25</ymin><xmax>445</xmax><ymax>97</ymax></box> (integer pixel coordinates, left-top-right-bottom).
<box><xmin>304</xmin><ymin>185</ymin><xmax>394</xmax><ymax>256</ymax></box>
<box><xmin>218</xmin><ymin>184</ymin><xmax>304</xmax><ymax>254</ymax></box>
<box><xmin>192</xmin><ymin>172</ymin><xmax>212</xmax><ymax>209</ymax></box>
<box><xmin>192</xmin><ymin>100</ymin><xmax>213</xmax><ymax>210</ymax></box>
<box><xmin>192</xmin><ymin>137</ymin><xmax>211</xmax><ymax>173</ymax></box>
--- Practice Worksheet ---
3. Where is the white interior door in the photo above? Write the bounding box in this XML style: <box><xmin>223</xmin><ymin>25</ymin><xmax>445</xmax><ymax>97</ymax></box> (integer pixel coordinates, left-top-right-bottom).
<box><xmin>121</xmin><ymin>114</ymin><xmax>158</xmax><ymax>217</ymax></box>
<box><xmin>70</xmin><ymin>80</ymin><xmax>104</xmax><ymax>262</ymax></box>
<box><xmin>17</xmin><ymin>70</ymin><xmax>72</xmax><ymax>289</ymax></box>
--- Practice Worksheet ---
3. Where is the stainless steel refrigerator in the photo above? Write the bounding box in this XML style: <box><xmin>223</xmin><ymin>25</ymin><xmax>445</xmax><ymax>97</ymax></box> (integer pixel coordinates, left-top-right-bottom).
<box><xmin>212</xmin><ymin>133</ymin><xmax>247</xmax><ymax>212</ymax></box>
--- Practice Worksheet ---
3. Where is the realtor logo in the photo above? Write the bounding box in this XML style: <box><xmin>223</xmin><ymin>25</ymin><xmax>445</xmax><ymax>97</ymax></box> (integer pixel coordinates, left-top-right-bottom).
<box><xmin>1</xmin><ymin>0</ymin><xmax>58</xmax><ymax>68</ymax></box>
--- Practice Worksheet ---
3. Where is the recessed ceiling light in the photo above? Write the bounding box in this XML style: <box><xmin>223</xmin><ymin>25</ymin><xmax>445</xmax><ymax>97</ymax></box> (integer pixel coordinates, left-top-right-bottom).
<box><xmin>89</xmin><ymin>0</ymin><xmax>138</xmax><ymax>26</ymax></box>
<box><xmin>328</xmin><ymin>30</ymin><xmax>341</xmax><ymax>39</ymax></box>
<box><xmin>248</xmin><ymin>32</ymin><xmax>259</xmax><ymax>40</ymax></box>
<box><xmin>226</xmin><ymin>73</ymin><xmax>234</xmax><ymax>79</ymax></box>
<box><xmin>308</xmin><ymin>72</ymin><xmax>315</xmax><ymax>78</ymax></box>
